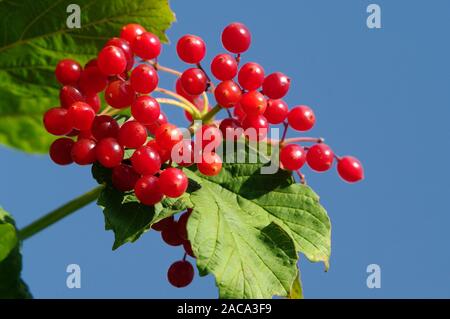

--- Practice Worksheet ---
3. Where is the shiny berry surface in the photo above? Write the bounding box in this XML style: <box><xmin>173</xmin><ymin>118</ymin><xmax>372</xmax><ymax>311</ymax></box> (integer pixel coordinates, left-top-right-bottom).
<box><xmin>155</xmin><ymin>123</ymin><xmax>184</xmax><ymax>151</ymax></box>
<box><xmin>120</xmin><ymin>23</ymin><xmax>146</xmax><ymax>44</ymax></box>
<box><xmin>130</xmin><ymin>64</ymin><xmax>158</xmax><ymax>94</ymax></box>
<box><xmin>105</xmin><ymin>80</ymin><xmax>135</xmax><ymax>109</ymax></box>
<box><xmin>118</xmin><ymin>120</ymin><xmax>147</xmax><ymax>149</ymax></box>
<box><xmin>221</xmin><ymin>22</ymin><xmax>251</xmax><ymax>53</ymax></box>
<box><xmin>49</xmin><ymin>138</ymin><xmax>74</xmax><ymax>165</ymax></box>
<box><xmin>242</xmin><ymin>114</ymin><xmax>268</xmax><ymax>141</ymax></box>
<box><xmin>159</xmin><ymin>168</ymin><xmax>188</xmax><ymax>198</ymax></box>
<box><xmin>280</xmin><ymin>144</ymin><xmax>306</xmax><ymax>171</ymax></box>
<box><xmin>238</xmin><ymin>62</ymin><xmax>264</xmax><ymax>91</ymax></box>
<box><xmin>288</xmin><ymin>105</ymin><xmax>315</xmax><ymax>131</ymax></box>
<box><xmin>167</xmin><ymin>260</ymin><xmax>194</xmax><ymax>288</ymax></box>
<box><xmin>131</xmin><ymin>145</ymin><xmax>161</xmax><ymax>175</ymax></box>
<box><xmin>91</xmin><ymin>115</ymin><xmax>119</xmax><ymax>140</ymax></box>
<box><xmin>211</xmin><ymin>53</ymin><xmax>237</xmax><ymax>81</ymax></box>
<box><xmin>71</xmin><ymin>138</ymin><xmax>96</xmax><ymax>165</ymax></box>
<box><xmin>240</xmin><ymin>90</ymin><xmax>267</xmax><ymax>115</ymax></box>
<box><xmin>55</xmin><ymin>59</ymin><xmax>82</xmax><ymax>85</ymax></box>
<box><xmin>95</xmin><ymin>137</ymin><xmax>124</xmax><ymax>168</ymax></box>
<box><xmin>197</xmin><ymin>152</ymin><xmax>222</xmax><ymax>176</ymax></box>
<box><xmin>97</xmin><ymin>45</ymin><xmax>127</xmax><ymax>76</ymax></box>
<box><xmin>337</xmin><ymin>156</ymin><xmax>364</xmax><ymax>183</ymax></box>
<box><xmin>264</xmin><ymin>99</ymin><xmax>289</xmax><ymax>124</ymax></box>
<box><xmin>306</xmin><ymin>144</ymin><xmax>334</xmax><ymax>172</ymax></box>
<box><xmin>180</xmin><ymin>68</ymin><xmax>207</xmax><ymax>95</ymax></box>
<box><xmin>43</xmin><ymin>107</ymin><xmax>72</xmax><ymax>136</ymax></box>
<box><xmin>177</xmin><ymin>34</ymin><xmax>206</xmax><ymax>64</ymax></box>
<box><xmin>131</xmin><ymin>96</ymin><xmax>161</xmax><ymax>125</ymax></box>
<box><xmin>134</xmin><ymin>175</ymin><xmax>163</xmax><ymax>205</ymax></box>
<box><xmin>214</xmin><ymin>80</ymin><xmax>242</xmax><ymax>108</ymax></box>
<box><xmin>78</xmin><ymin>65</ymin><xmax>108</xmax><ymax>95</ymax></box>
<box><xmin>262</xmin><ymin>72</ymin><xmax>291</xmax><ymax>99</ymax></box>
<box><xmin>112</xmin><ymin>164</ymin><xmax>140</xmax><ymax>192</ymax></box>
<box><xmin>219</xmin><ymin>118</ymin><xmax>242</xmax><ymax>141</ymax></box>
<box><xmin>59</xmin><ymin>86</ymin><xmax>84</xmax><ymax>109</ymax></box>
<box><xmin>132</xmin><ymin>32</ymin><xmax>161</xmax><ymax>59</ymax></box>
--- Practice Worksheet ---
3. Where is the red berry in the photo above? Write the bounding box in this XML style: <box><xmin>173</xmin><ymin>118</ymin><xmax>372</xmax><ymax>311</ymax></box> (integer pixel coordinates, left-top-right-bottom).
<box><xmin>85</xmin><ymin>94</ymin><xmax>101</xmax><ymax>113</ymax></box>
<box><xmin>68</xmin><ymin>102</ymin><xmax>95</xmax><ymax>131</ymax></box>
<box><xmin>78</xmin><ymin>65</ymin><xmax>108</xmax><ymax>95</ymax></box>
<box><xmin>112</xmin><ymin>164</ymin><xmax>140</xmax><ymax>192</ymax></box>
<box><xmin>55</xmin><ymin>59</ymin><xmax>82</xmax><ymax>85</ymax></box>
<box><xmin>172</xmin><ymin>140</ymin><xmax>195</xmax><ymax>167</ymax></box>
<box><xmin>306</xmin><ymin>144</ymin><xmax>334</xmax><ymax>172</ymax></box>
<box><xmin>214</xmin><ymin>80</ymin><xmax>242</xmax><ymax>108</ymax></box>
<box><xmin>134</xmin><ymin>175</ymin><xmax>163</xmax><ymax>205</ymax></box>
<box><xmin>233</xmin><ymin>103</ymin><xmax>246</xmax><ymax>122</ymax></box>
<box><xmin>288</xmin><ymin>105</ymin><xmax>315</xmax><ymax>131</ymax></box>
<box><xmin>180</xmin><ymin>68</ymin><xmax>207</xmax><ymax>95</ymax></box>
<box><xmin>219</xmin><ymin>118</ymin><xmax>243</xmax><ymax>141</ymax></box>
<box><xmin>97</xmin><ymin>45</ymin><xmax>127</xmax><ymax>76</ymax></box>
<box><xmin>105</xmin><ymin>37</ymin><xmax>134</xmax><ymax>71</ymax></box>
<box><xmin>183</xmin><ymin>240</ymin><xmax>195</xmax><ymax>258</ymax></box>
<box><xmin>195</xmin><ymin>125</ymin><xmax>222</xmax><ymax>150</ymax></box>
<box><xmin>131</xmin><ymin>96</ymin><xmax>161</xmax><ymax>125</ymax></box>
<box><xmin>77</xmin><ymin>130</ymin><xmax>95</xmax><ymax>141</ymax></box>
<box><xmin>262</xmin><ymin>72</ymin><xmax>291</xmax><ymax>99</ymax></box>
<box><xmin>337</xmin><ymin>156</ymin><xmax>364</xmax><ymax>183</ymax></box>
<box><xmin>95</xmin><ymin>138</ymin><xmax>124</xmax><ymax>168</ymax></box>
<box><xmin>91</xmin><ymin>115</ymin><xmax>119</xmax><ymax>140</ymax></box>
<box><xmin>49</xmin><ymin>138</ymin><xmax>74</xmax><ymax>165</ymax></box>
<box><xmin>71</xmin><ymin>138</ymin><xmax>96</xmax><ymax>165</ymax></box>
<box><xmin>167</xmin><ymin>260</ymin><xmax>194</xmax><ymax>288</ymax></box>
<box><xmin>197</xmin><ymin>152</ymin><xmax>222</xmax><ymax>176</ymax></box>
<box><xmin>105</xmin><ymin>80</ymin><xmax>135</xmax><ymax>109</ymax></box>
<box><xmin>211</xmin><ymin>53</ymin><xmax>237</xmax><ymax>81</ymax></box>
<box><xmin>146</xmin><ymin>112</ymin><xmax>168</xmax><ymax>135</ymax></box>
<box><xmin>130</xmin><ymin>145</ymin><xmax>161</xmax><ymax>175</ymax></box>
<box><xmin>117</xmin><ymin>120</ymin><xmax>147</xmax><ymax>149</ymax></box>
<box><xmin>132</xmin><ymin>32</ymin><xmax>161</xmax><ymax>60</ymax></box>
<box><xmin>59</xmin><ymin>86</ymin><xmax>84</xmax><ymax>109</ymax></box>
<box><xmin>155</xmin><ymin>123</ymin><xmax>184</xmax><ymax>152</ymax></box>
<box><xmin>177</xmin><ymin>210</ymin><xmax>191</xmax><ymax>240</ymax></box>
<box><xmin>162</xmin><ymin>226</ymin><xmax>183</xmax><ymax>246</ymax></box>
<box><xmin>43</xmin><ymin>107</ymin><xmax>72</xmax><ymax>136</ymax></box>
<box><xmin>238</xmin><ymin>62</ymin><xmax>264</xmax><ymax>91</ymax></box>
<box><xmin>152</xmin><ymin>216</ymin><xmax>175</xmax><ymax>232</ymax></box>
<box><xmin>242</xmin><ymin>114</ymin><xmax>268</xmax><ymax>141</ymax></box>
<box><xmin>221</xmin><ymin>22</ymin><xmax>251</xmax><ymax>53</ymax></box>
<box><xmin>280</xmin><ymin>144</ymin><xmax>306</xmax><ymax>171</ymax></box>
<box><xmin>146</xmin><ymin>139</ymin><xmax>171</xmax><ymax>163</ymax></box>
<box><xmin>175</xmin><ymin>78</ymin><xmax>198</xmax><ymax>102</ymax></box>
<box><xmin>264</xmin><ymin>99</ymin><xmax>288</xmax><ymax>124</ymax></box>
<box><xmin>120</xmin><ymin>23</ymin><xmax>146</xmax><ymax>44</ymax></box>
<box><xmin>130</xmin><ymin>64</ymin><xmax>158</xmax><ymax>94</ymax></box>
<box><xmin>159</xmin><ymin>168</ymin><xmax>188</xmax><ymax>198</ymax></box>
<box><xmin>240</xmin><ymin>90</ymin><xmax>267</xmax><ymax>115</ymax></box>
<box><xmin>177</xmin><ymin>34</ymin><xmax>206</xmax><ymax>64</ymax></box>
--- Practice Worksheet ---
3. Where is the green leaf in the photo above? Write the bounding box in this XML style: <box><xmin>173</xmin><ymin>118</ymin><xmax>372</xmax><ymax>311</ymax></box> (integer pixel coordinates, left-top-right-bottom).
<box><xmin>0</xmin><ymin>0</ymin><xmax>175</xmax><ymax>153</ymax></box>
<box><xmin>288</xmin><ymin>272</ymin><xmax>303</xmax><ymax>299</ymax></box>
<box><xmin>0</xmin><ymin>208</ymin><xmax>32</xmax><ymax>298</ymax></box>
<box><xmin>184</xmin><ymin>146</ymin><xmax>331</xmax><ymax>298</ymax></box>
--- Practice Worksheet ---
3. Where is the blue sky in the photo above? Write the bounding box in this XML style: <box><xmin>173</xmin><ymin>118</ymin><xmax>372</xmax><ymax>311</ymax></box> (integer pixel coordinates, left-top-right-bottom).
<box><xmin>1</xmin><ymin>0</ymin><xmax>450</xmax><ymax>298</ymax></box>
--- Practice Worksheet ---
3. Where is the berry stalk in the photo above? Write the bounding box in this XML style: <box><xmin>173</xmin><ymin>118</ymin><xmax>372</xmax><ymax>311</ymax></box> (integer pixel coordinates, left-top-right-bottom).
<box><xmin>19</xmin><ymin>185</ymin><xmax>104</xmax><ymax>240</ymax></box>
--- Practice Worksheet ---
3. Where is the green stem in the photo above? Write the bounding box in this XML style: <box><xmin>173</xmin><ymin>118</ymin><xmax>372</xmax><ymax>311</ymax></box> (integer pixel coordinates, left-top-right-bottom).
<box><xmin>19</xmin><ymin>185</ymin><xmax>104</xmax><ymax>241</ymax></box>
<box><xmin>201</xmin><ymin>104</ymin><xmax>222</xmax><ymax>123</ymax></box>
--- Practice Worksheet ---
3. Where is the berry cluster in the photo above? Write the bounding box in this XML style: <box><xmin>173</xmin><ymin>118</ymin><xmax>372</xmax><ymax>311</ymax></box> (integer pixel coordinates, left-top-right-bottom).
<box><xmin>43</xmin><ymin>22</ymin><xmax>364</xmax><ymax>289</ymax></box>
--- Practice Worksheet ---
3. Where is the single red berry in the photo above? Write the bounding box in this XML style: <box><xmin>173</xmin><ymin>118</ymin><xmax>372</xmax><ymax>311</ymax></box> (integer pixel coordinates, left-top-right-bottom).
<box><xmin>132</xmin><ymin>32</ymin><xmax>161</xmax><ymax>60</ymax></box>
<box><xmin>105</xmin><ymin>80</ymin><xmax>135</xmax><ymax>109</ymax></box>
<box><xmin>221</xmin><ymin>22</ymin><xmax>251</xmax><ymax>53</ymax></box>
<box><xmin>280</xmin><ymin>144</ymin><xmax>306</xmax><ymax>171</ymax></box>
<box><xmin>306</xmin><ymin>144</ymin><xmax>334</xmax><ymax>172</ymax></box>
<box><xmin>130</xmin><ymin>145</ymin><xmax>161</xmax><ymax>175</ymax></box>
<box><xmin>219</xmin><ymin>118</ymin><xmax>243</xmax><ymax>141</ymax></box>
<box><xmin>240</xmin><ymin>90</ymin><xmax>267</xmax><ymax>115</ymax></box>
<box><xmin>162</xmin><ymin>226</ymin><xmax>184</xmax><ymax>246</ymax></box>
<box><xmin>118</xmin><ymin>120</ymin><xmax>147</xmax><ymax>149</ymax></box>
<box><xmin>172</xmin><ymin>140</ymin><xmax>195</xmax><ymax>167</ymax></box>
<box><xmin>120</xmin><ymin>23</ymin><xmax>146</xmax><ymax>44</ymax></box>
<box><xmin>91</xmin><ymin>115</ymin><xmax>119</xmax><ymax>140</ymax></box>
<box><xmin>43</xmin><ymin>107</ymin><xmax>72</xmax><ymax>136</ymax></box>
<box><xmin>180</xmin><ymin>68</ymin><xmax>207</xmax><ymax>95</ymax></box>
<box><xmin>130</xmin><ymin>64</ymin><xmax>158</xmax><ymax>94</ymax></box>
<box><xmin>106</xmin><ymin>37</ymin><xmax>134</xmax><ymax>71</ymax></box>
<box><xmin>183</xmin><ymin>240</ymin><xmax>195</xmax><ymax>258</ymax></box>
<box><xmin>146</xmin><ymin>139</ymin><xmax>171</xmax><ymax>163</ymax></box>
<box><xmin>195</xmin><ymin>124</ymin><xmax>222</xmax><ymax>151</ymax></box>
<box><xmin>95</xmin><ymin>137</ymin><xmax>124</xmax><ymax>168</ymax></box>
<box><xmin>135</xmin><ymin>175</ymin><xmax>163</xmax><ymax>205</ymax></box>
<box><xmin>59</xmin><ymin>86</ymin><xmax>84</xmax><ymax>109</ymax></box>
<box><xmin>175</xmin><ymin>78</ymin><xmax>197</xmax><ymax>102</ymax></box>
<box><xmin>78</xmin><ymin>64</ymin><xmax>109</xmax><ymax>96</ymax></box>
<box><xmin>177</xmin><ymin>34</ymin><xmax>206</xmax><ymax>64</ymax></box>
<box><xmin>288</xmin><ymin>105</ymin><xmax>315</xmax><ymax>131</ymax></box>
<box><xmin>211</xmin><ymin>53</ymin><xmax>237</xmax><ymax>81</ymax></box>
<box><xmin>159</xmin><ymin>168</ymin><xmax>188</xmax><ymax>198</ymax></box>
<box><xmin>85</xmin><ymin>94</ymin><xmax>101</xmax><ymax>113</ymax></box>
<box><xmin>145</xmin><ymin>112</ymin><xmax>168</xmax><ymax>135</ymax></box>
<box><xmin>97</xmin><ymin>45</ymin><xmax>127</xmax><ymax>76</ymax></box>
<box><xmin>71</xmin><ymin>138</ymin><xmax>96</xmax><ymax>165</ymax></box>
<box><xmin>233</xmin><ymin>103</ymin><xmax>246</xmax><ymax>122</ymax></box>
<box><xmin>167</xmin><ymin>260</ymin><xmax>194</xmax><ymax>287</ymax></box>
<box><xmin>197</xmin><ymin>152</ymin><xmax>222</xmax><ymax>176</ymax></box>
<box><xmin>131</xmin><ymin>96</ymin><xmax>161</xmax><ymax>125</ymax></box>
<box><xmin>155</xmin><ymin>123</ymin><xmax>184</xmax><ymax>152</ymax></box>
<box><xmin>177</xmin><ymin>210</ymin><xmax>192</xmax><ymax>240</ymax></box>
<box><xmin>112</xmin><ymin>164</ymin><xmax>140</xmax><ymax>192</ymax></box>
<box><xmin>152</xmin><ymin>216</ymin><xmax>175</xmax><ymax>232</ymax></box>
<box><xmin>214</xmin><ymin>80</ymin><xmax>242</xmax><ymax>108</ymax></box>
<box><xmin>264</xmin><ymin>99</ymin><xmax>289</xmax><ymax>124</ymax></box>
<box><xmin>49</xmin><ymin>138</ymin><xmax>74</xmax><ymax>165</ymax></box>
<box><xmin>238</xmin><ymin>62</ymin><xmax>264</xmax><ymax>91</ymax></box>
<box><xmin>242</xmin><ymin>114</ymin><xmax>268</xmax><ymax>141</ymax></box>
<box><xmin>337</xmin><ymin>156</ymin><xmax>364</xmax><ymax>183</ymax></box>
<box><xmin>68</xmin><ymin>101</ymin><xmax>95</xmax><ymax>131</ymax></box>
<box><xmin>262</xmin><ymin>72</ymin><xmax>291</xmax><ymax>99</ymax></box>
<box><xmin>55</xmin><ymin>59</ymin><xmax>82</xmax><ymax>85</ymax></box>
